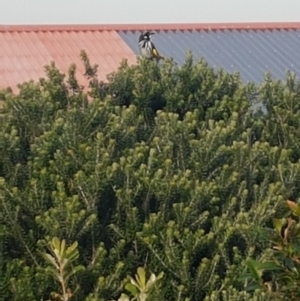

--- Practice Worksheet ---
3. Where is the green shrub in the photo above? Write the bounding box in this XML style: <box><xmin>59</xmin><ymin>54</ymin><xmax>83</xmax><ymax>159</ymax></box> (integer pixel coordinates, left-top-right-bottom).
<box><xmin>241</xmin><ymin>200</ymin><xmax>300</xmax><ymax>300</ymax></box>
<box><xmin>2</xmin><ymin>51</ymin><xmax>300</xmax><ymax>300</ymax></box>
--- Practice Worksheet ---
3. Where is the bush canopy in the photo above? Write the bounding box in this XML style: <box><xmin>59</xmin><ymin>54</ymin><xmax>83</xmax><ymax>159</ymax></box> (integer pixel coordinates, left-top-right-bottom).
<box><xmin>2</xmin><ymin>51</ymin><xmax>300</xmax><ymax>301</ymax></box>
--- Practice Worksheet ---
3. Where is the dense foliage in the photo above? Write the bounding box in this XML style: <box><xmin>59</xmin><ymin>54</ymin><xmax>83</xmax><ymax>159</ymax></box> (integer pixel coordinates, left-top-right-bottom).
<box><xmin>2</xmin><ymin>51</ymin><xmax>300</xmax><ymax>301</ymax></box>
<box><xmin>241</xmin><ymin>200</ymin><xmax>300</xmax><ymax>301</ymax></box>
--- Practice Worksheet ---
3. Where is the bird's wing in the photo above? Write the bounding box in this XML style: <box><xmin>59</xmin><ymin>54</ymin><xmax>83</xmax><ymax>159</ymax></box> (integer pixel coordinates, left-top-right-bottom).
<box><xmin>150</xmin><ymin>41</ymin><xmax>160</xmax><ymax>57</ymax></box>
<box><xmin>152</xmin><ymin>48</ymin><xmax>159</xmax><ymax>57</ymax></box>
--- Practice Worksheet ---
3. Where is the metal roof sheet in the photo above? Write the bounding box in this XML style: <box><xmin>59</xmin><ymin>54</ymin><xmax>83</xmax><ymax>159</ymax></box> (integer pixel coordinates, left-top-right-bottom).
<box><xmin>0</xmin><ymin>28</ymin><xmax>137</xmax><ymax>91</ymax></box>
<box><xmin>1</xmin><ymin>23</ymin><xmax>300</xmax><ymax>92</ymax></box>
<box><xmin>119</xmin><ymin>28</ymin><xmax>300</xmax><ymax>83</ymax></box>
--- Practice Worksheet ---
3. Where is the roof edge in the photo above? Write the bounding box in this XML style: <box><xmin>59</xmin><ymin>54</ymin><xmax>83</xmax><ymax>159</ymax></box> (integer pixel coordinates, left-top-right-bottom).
<box><xmin>1</xmin><ymin>22</ymin><xmax>300</xmax><ymax>32</ymax></box>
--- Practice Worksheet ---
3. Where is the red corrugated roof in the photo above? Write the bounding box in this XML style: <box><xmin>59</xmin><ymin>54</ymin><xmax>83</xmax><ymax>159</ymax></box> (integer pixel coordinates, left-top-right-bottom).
<box><xmin>0</xmin><ymin>27</ymin><xmax>137</xmax><ymax>92</ymax></box>
<box><xmin>1</xmin><ymin>22</ymin><xmax>300</xmax><ymax>92</ymax></box>
<box><xmin>2</xmin><ymin>22</ymin><xmax>300</xmax><ymax>32</ymax></box>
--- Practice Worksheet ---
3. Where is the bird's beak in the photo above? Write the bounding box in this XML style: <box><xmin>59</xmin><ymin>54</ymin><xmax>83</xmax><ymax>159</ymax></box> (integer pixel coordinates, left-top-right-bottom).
<box><xmin>150</xmin><ymin>32</ymin><xmax>155</xmax><ymax>35</ymax></box>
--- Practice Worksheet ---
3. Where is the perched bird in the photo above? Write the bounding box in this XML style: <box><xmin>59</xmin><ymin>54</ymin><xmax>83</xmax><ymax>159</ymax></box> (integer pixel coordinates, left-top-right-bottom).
<box><xmin>138</xmin><ymin>31</ymin><xmax>165</xmax><ymax>63</ymax></box>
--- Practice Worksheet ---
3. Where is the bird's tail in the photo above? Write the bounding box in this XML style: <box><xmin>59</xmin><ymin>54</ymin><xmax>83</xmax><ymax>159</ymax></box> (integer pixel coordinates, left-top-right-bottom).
<box><xmin>156</xmin><ymin>55</ymin><xmax>165</xmax><ymax>63</ymax></box>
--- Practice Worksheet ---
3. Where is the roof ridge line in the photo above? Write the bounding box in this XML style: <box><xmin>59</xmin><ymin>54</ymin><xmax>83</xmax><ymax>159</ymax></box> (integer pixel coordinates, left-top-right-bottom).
<box><xmin>1</xmin><ymin>22</ymin><xmax>300</xmax><ymax>32</ymax></box>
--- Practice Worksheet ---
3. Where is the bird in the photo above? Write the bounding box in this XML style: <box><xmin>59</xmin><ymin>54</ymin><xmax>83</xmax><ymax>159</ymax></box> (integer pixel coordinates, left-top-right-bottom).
<box><xmin>138</xmin><ymin>31</ymin><xmax>165</xmax><ymax>63</ymax></box>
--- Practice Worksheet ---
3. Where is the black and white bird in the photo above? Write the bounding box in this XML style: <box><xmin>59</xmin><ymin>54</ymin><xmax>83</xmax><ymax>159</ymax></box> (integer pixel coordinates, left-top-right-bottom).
<box><xmin>138</xmin><ymin>31</ymin><xmax>164</xmax><ymax>63</ymax></box>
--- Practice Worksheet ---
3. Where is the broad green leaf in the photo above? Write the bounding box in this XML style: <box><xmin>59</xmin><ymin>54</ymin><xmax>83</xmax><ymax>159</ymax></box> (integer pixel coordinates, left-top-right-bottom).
<box><xmin>288</xmin><ymin>243</ymin><xmax>295</xmax><ymax>255</ymax></box>
<box><xmin>130</xmin><ymin>277</ymin><xmax>140</xmax><ymax>289</ymax></box>
<box><xmin>60</xmin><ymin>258</ymin><xmax>69</xmax><ymax>270</ymax></box>
<box><xmin>238</xmin><ymin>271</ymin><xmax>252</xmax><ymax>282</ymax></box>
<box><xmin>259</xmin><ymin>261</ymin><xmax>282</xmax><ymax>271</ymax></box>
<box><xmin>156</xmin><ymin>271</ymin><xmax>164</xmax><ymax>280</ymax></box>
<box><xmin>146</xmin><ymin>273</ymin><xmax>156</xmax><ymax>289</ymax></box>
<box><xmin>60</xmin><ymin>239</ymin><xmax>66</xmax><ymax>257</ymax></box>
<box><xmin>53</xmin><ymin>248</ymin><xmax>61</xmax><ymax>262</ymax></box>
<box><xmin>284</xmin><ymin>257</ymin><xmax>296</xmax><ymax>272</ymax></box>
<box><xmin>146</xmin><ymin>273</ymin><xmax>160</xmax><ymax>291</ymax></box>
<box><xmin>118</xmin><ymin>293</ymin><xmax>130</xmax><ymax>301</ymax></box>
<box><xmin>66</xmin><ymin>241</ymin><xmax>78</xmax><ymax>255</ymax></box>
<box><xmin>136</xmin><ymin>267</ymin><xmax>146</xmax><ymax>290</ymax></box>
<box><xmin>65</xmin><ymin>249</ymin><xmax>79</xmax><ymax>263</ymax></box>
<box><xmin>245</xmin><ymin>260</ymin><xmax>261</xmax><ymax>281</ymax></box>
<box><xmin>125</xmin><ymin>283</ymin><xmax>139</xmax><ymax>296</ymax></box>
<box><xmin>146</xmin><ymin>271</ymin><xmax>164</xmax><ymax>289</ymax></box>
<box><xmin>65</xmin><ymin>265</ymin><xmax>85</xmax><ymax>282</ymax></box>
<box><xmin>45</xmin><ymin>266</ymin><xmax>61</xmax><ymax>282</ymax></box>
<box><xmin>40</xmin><ymin>252</ymin><xmax>59</xmax><ymax>269</ymax></box>
<box><xmin>273</xmin><ymin>218</ymin><xmax>283</xmax><ymax>236</ymax></box>
<box><xmin>245</xmin><ymin>282</ymin><xmax>263</xmax><ymax>291</ymax></box>
<box><xmin>52</xmin><ymin>237</ymin><xmax>61</xmax><ymax>252</ymax></box>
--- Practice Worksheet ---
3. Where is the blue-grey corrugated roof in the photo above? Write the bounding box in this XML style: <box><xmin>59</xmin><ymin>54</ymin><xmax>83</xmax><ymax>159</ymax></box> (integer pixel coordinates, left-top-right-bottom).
<box><xmin>118</xmin><ymin>29</ymin><xmax>300</xmax><ymax>84</ymax></box>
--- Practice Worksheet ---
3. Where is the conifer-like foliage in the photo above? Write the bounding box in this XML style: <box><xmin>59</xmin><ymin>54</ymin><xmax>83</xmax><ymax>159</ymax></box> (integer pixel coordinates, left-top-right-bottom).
<box><xmin>2</xmin><ymin>51</ymin><xmax>300</xmax><ymax>300</ymax></box>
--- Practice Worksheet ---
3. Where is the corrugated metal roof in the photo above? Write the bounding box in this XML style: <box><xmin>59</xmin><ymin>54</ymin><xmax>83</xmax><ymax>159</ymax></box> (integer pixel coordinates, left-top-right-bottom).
<box><xmin>119</xmin><ymin>28</ymin><xmax>300</xmax><ymax>84</ymax></box>
<box><xmin>1</xmin><ymin>23</ymin><xmax>300</xmax><ymax>92</ymax></box>
<box><xmin>0</xmin><ymin>27</ymin><xmax>137</xmax><ymax>91</ymax></box>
